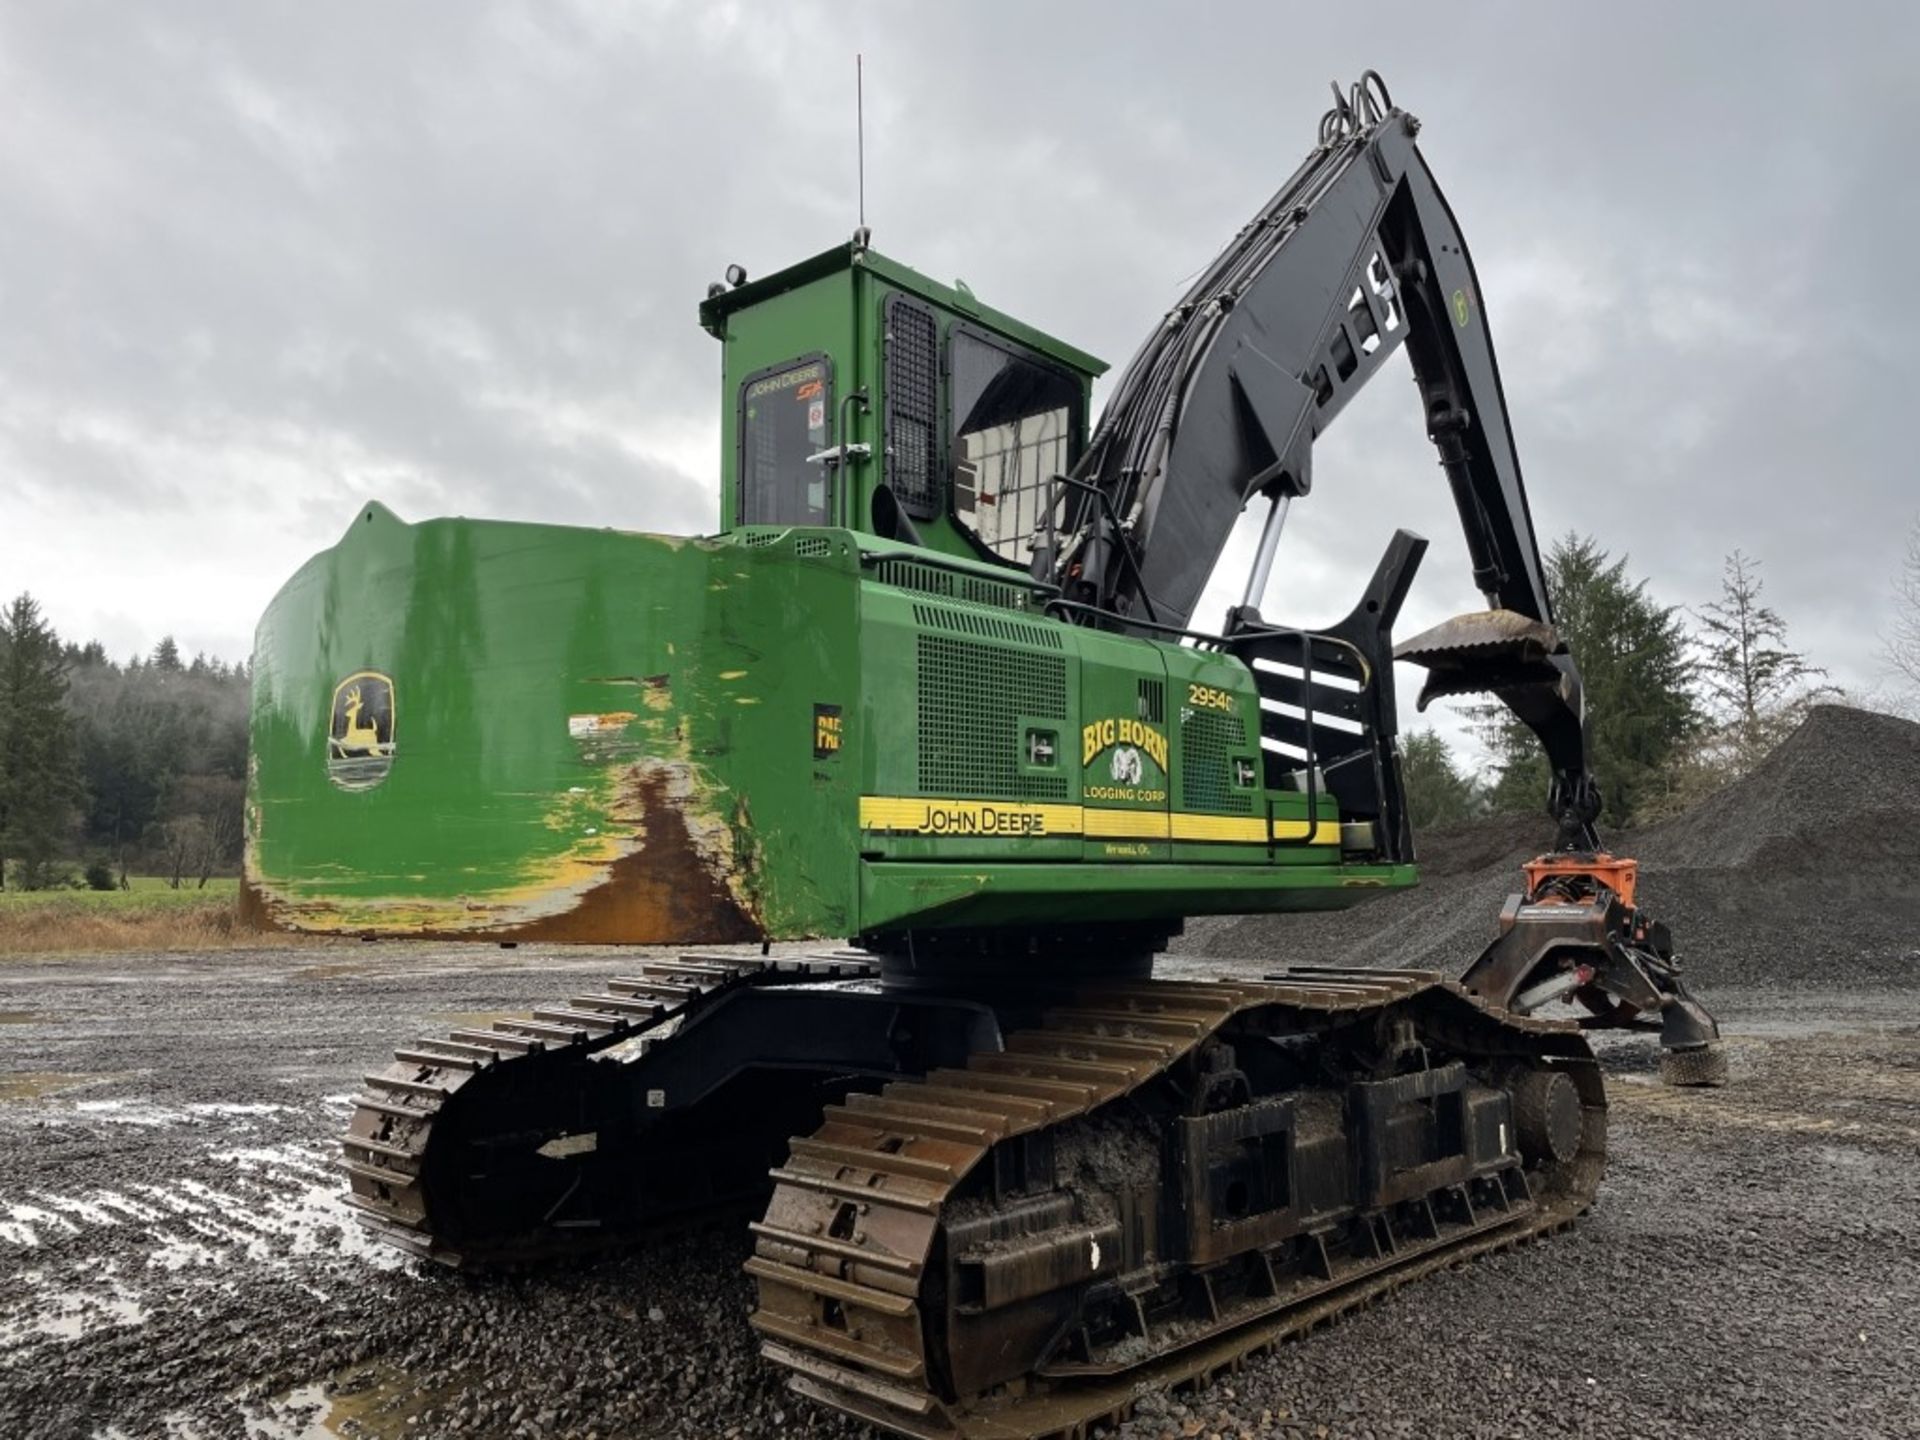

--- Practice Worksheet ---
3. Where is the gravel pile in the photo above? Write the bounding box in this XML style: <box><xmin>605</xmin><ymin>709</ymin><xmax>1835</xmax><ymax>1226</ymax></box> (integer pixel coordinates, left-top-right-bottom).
<box><xmin>1180</xmin><ymin>705</ymin><xmax>1920</xmax><ymax>990</ymax></box>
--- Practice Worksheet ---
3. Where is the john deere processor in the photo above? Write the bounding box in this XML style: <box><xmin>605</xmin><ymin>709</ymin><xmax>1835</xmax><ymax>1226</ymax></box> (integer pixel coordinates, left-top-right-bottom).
<box><xmin>246</xmin><ymin>74</ymin><xmax>1722</xmax><ymax>1438</ymax></box>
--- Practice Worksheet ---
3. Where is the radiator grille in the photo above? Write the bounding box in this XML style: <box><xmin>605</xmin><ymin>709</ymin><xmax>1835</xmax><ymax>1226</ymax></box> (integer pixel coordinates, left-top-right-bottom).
<box><xmin>737</xmin><ymin>528</ymin><xmax>833</xmax><ymax>558</ymax></box>
<box><xmin>916</xmin><ymin>634</ymin><xmax>1068</xmax><ymax>800</ymax></box>
<box><xmin>874</xmin><ymin>558</ymin><xmax>1031</xmax><ymax>614</ymax></box>
<box><xmin>912</xmin><ymin>603</ymin><xmax>1060</xmax><ymax>650</ymax></box>
<box><xmin>1181</xmin><ymin>712</ymin><xmax>1252</xmax><ymax>813</ymax></box>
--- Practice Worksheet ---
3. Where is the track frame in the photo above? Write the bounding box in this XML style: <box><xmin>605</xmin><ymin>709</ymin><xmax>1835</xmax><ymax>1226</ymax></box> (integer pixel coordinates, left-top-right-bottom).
<box><xmin>749</xmin><ymin>967</ymin><xmax>1604</xmax><ymax>1438</ymax></box>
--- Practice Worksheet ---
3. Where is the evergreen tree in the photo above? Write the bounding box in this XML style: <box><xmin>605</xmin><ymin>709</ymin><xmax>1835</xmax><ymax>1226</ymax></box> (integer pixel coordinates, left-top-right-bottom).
<box><xmin>1481</xmin><ymin>535</ymin><xmax>1699</xmax><ymax>826</ymax></box>
<box><xmin>74</xmin><ymin>691</ymin><xmax>174</xmax><ymax>867</ymax></box>
<box><xmin>63</xmin><ymin>639</ymin><xmax>108</xmax><ymax>668</ymax></box>
<box><xmin>1400</xmin><ymin>729</ymin><xmax>1478</xmax><ymax>830</ymax></box>
<box><xmin>67</xmin><ymin>648</ymin><xmax>251</xmax><ymax>870</ymax></box>
<box><xmin>152</xmin><ymin>635</ymin><xmax>182</xmax><ymax>672</ymax></box>
<box><xmin>0</xmin><ymin>594</ymin><xmax>83</xmax><ymax>888</ymax></box>
<box><xmin>1695</xmin><ymin>550</ymin><xmax>1827</xmax><ymax>767</ymax></box>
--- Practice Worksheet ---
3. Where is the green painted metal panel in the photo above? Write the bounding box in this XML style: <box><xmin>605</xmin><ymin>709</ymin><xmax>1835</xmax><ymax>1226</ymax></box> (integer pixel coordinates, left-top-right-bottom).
<box><xmin>1162</xmin><ymin>646</ymin><xmax>1272</xmax><ymax>865</ymax></box>
<box><xmin>248</xmin><ymin>509</ymin><xmax>1415</xmax><ymax>944</ymax></box>
<box><xmin>1077</xmin><ymin>628</ymin><xmax>1170</xmax><ymax>862</ymax></box>
<box><xmin>857</xmin><ymin>860</ymin><xmax>1416</xmax><ymax>932</ymax></box>
<box><xmin>856</xmin><ymin>556</ymin><xmax>1083</xmax><ymax>862</ymax></box>
<box><xmin>716</xmin><ymin>271</ymin><xmax>856</xmax><ymax>533</ymax></box>
<box><xmin>247</xmin><ymin>507</ymin><xmax>864</xmax><ymax>941</ymax></box>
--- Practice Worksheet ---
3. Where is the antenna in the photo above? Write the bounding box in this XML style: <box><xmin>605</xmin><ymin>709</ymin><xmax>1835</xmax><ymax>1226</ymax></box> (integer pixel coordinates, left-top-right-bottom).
<box><xmin>854</xmin><ymin>53</ymin><xmax>869</xmax><ymax>245</ymax></box>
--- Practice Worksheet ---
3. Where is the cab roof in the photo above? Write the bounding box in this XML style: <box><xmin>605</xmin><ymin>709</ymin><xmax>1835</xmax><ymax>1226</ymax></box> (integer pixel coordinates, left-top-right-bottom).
<box><xmin>698</xmin><ymin>241</ymin><xmax>1107</xmax><ymax>378</ymax></box>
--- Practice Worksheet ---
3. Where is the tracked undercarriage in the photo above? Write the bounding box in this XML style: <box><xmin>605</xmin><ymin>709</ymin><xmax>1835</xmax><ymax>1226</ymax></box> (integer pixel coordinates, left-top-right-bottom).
<box><xmin>345</xmin><ymin>957</ymin><xmax>1603</xmax><ymax>1437</ymax></box>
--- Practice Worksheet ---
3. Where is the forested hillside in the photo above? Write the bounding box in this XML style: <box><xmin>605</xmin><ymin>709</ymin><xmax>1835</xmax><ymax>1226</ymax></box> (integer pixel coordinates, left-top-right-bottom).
<box><xmin>0</xmin><ymin>596</ymin><xmax>247</xmax><ymax>890</ymax></box>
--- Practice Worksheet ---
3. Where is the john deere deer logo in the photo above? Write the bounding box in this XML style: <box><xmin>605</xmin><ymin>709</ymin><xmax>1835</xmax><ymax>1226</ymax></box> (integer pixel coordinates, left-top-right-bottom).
<box><xmin>327</xmin><ymin>671</ymin><xmax>396</xmax><ymax>790</ymax></box>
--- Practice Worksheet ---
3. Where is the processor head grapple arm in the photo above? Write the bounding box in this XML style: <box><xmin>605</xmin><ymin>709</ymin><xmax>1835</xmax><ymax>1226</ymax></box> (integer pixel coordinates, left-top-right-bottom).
<box><xmin>1052</xmin><ymin>72</ymin><xmax>1598</xmax><ymax>847</ymax></box>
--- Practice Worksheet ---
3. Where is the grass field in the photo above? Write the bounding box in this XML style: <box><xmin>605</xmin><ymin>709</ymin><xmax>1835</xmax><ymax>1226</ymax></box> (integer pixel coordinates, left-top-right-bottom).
<box><xmin>0</xmin><ymin>876</ymin><xmax>239</xmax><ymax>906</ymax></box>
<box><xmin>0</xmin><ymin>877</ymin><xmax>307</xmax><ymax>954</ymax></box>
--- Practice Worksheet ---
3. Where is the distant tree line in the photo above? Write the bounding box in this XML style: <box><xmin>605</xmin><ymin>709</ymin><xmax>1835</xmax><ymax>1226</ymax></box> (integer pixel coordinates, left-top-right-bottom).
<box><xmin>1402</xmin><ymin>533</ymin><xmax>1849</xmax><ymax>835</ymax></box>
<box><xmin>0</xmin><ymin>594</ymin><xmax>247</xmax><ymax>890</ymax></box>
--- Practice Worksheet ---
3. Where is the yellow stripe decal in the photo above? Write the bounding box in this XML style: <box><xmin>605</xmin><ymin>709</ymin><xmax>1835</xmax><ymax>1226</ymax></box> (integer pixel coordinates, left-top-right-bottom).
<box><xmin>1083</xmin><ymin>808</ymin><xmax>1171</xmax><ymax>840</ymax></box>
<box><xmin>857</xmin><ymin>796</ymin><xmax>1082</xmax><ymax>837</ymax></box>
<box><xmin>1169</xmin><ymin>813</ymin><xmax>1268</xmax><ymax>843</ymax></box>
<box><xmin>1272</xmin><ymin>819</ymin><xmax>1342</xmax><ymax>845</ymax></box>
<box><xmin>858</xmin><ymin>798</ymin><xmax>1342</xmax><ymax>846</ymax></box>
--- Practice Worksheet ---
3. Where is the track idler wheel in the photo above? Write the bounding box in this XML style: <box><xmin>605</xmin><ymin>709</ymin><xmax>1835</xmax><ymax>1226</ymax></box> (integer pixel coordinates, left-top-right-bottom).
<box><xmin>1659</xmin><ymin>1042</ymin><xmax>1729</xmax><ymax>1088</ymax></box>
<box><xmin>1510</xmin><ymin>1068</ymin><xmax>1583</xmax><ymax>1165</ymax></box>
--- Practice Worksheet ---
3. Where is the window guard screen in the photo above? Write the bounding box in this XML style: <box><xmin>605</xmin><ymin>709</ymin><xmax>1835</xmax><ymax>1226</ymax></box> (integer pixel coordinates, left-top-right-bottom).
<box><xmin>884</xmin><ymin>295</ymin><xmax>941</xmax><ymax>519</ymax></box>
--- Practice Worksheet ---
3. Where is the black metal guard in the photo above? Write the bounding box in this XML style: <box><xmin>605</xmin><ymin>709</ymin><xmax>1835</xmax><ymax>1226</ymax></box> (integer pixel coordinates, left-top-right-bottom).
<box><xmin>1225</xmin><ymin>529</ymin><xmax>1426</xmax><ymax>865</ymax></box>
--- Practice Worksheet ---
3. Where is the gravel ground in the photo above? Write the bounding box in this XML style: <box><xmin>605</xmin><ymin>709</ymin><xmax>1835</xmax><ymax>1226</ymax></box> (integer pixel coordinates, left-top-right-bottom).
<box><xmin>1</xmin><ymin>945</ymin><xmax>1916</xmax><ymax>1440</ymax></box>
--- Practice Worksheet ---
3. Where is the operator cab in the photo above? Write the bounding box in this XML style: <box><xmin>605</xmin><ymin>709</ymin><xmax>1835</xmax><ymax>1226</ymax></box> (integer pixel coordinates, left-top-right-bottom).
<box><xmin>698</xmin><ymin>240</ymin><xmax>1106</xmax><ymax>571</ymax></box>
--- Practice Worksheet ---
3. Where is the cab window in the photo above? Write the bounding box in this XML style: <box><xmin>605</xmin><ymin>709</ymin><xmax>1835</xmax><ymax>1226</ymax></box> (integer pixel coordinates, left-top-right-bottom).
<box><xmin>949</xmin><ymin>330</ymin><xmax>1079</xmax><ymax>564</ymax></box>
<box><xmin>739</xmin><ymin>357</ymin><xmax>831</xmax><ymax>526</ymax></box>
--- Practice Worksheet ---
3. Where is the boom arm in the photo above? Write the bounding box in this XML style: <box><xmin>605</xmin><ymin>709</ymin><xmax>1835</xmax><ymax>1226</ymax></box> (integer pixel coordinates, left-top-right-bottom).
<box><xmin>1051</xmin><ymin>73</ymin><xmax>1599</xmax><ymax>846</ymax></box>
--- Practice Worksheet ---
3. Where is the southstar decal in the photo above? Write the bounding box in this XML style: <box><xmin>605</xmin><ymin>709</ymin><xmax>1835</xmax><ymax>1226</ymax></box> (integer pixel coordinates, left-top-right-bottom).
<box><xmin>1080</xmin><ymin>717</ymin><xmax>1169</xmax><ymax>772</ymax></box>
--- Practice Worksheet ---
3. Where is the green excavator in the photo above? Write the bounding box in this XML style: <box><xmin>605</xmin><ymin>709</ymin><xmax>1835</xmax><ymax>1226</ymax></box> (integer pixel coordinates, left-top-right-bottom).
<box><xmin>246</xmin><ymin>74</ymin><xmax>1722</xmax><ymax>1438</ymax></box>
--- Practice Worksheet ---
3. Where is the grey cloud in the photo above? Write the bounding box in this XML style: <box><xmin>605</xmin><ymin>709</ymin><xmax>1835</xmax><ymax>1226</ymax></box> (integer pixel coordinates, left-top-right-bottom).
<box><xmin>0</xmin><ymin>0</ymin><xmax>1912</xmax><ymax>714</ymax></box>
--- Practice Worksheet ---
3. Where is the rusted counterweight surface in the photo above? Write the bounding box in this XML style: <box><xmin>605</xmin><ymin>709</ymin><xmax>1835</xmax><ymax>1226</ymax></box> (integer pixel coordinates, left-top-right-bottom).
<box><xmin>501</xmin><ymin>769</ymin><xmax>764</xmax><ymax>942</ymax></box>
<box><xmin>245</xmin><ymin>769</ymin><xmax>763</xmax><ymax>946</ymax></box>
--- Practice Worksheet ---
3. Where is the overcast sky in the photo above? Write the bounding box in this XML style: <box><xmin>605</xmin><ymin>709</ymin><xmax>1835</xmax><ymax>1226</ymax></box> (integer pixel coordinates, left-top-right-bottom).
<box><xmin>3</xmin><ymin>2</ymin><xmax>1916</xmax><ymax>761</ymax></box>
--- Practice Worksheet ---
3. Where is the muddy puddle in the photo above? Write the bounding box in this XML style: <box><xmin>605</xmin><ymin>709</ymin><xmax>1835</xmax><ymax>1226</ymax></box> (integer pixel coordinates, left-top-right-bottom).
<box><xmin>430</xmin><ymin>1009</ymin><xmax>519</xmax><ymax>1029</ymax></box>
<box><xmin>0</xmin><ymin>1072</ymin><xmax>102</xmax><ymax>1102</ymax></box>
<box><xmin>0</xmin><ymin>1265</ymin><xmax>148</xmax><ymax>1347</ymax></box>
<box><xmin>246</xmin><ymin>1363</ymin><xmax>455</xmax><ymax>1440</ymax></box>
